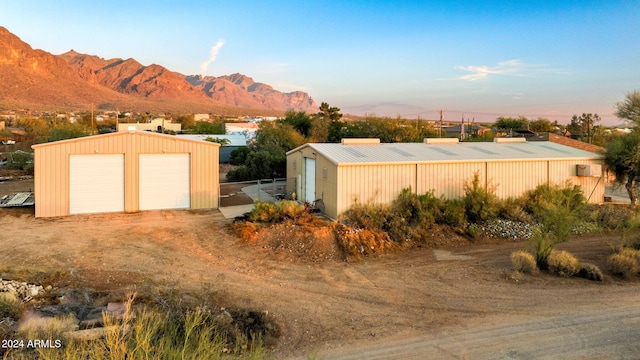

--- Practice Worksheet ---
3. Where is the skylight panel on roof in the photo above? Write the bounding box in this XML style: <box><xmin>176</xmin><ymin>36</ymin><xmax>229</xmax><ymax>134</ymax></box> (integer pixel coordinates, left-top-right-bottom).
<box><xmin>429</xmin><ymin>147</ymin><xmax>457</xmax><ymax>156</ymax></box>
<box><xmin>343</xmin><ymin>147</ymin><xmax>367</xmax><ymax>157</ymax></box>
<box><xmin>505</xmin><ymin>145</ymin><xmax>535</xmax><ymax>154</ymax></box>
<box><xmin>468</xmin><ymin>146</ymin><xmax>499</xmax><ymax>155</ymax></box>
<box><xmin>388</xmin><ymin>147</ymin><xmax>415</xmax><ymax>157</ymax></box>
<box><xmin>540</xmin><ymin>144</ymin><xmax>569</xmax><ymax>154</ymax></box>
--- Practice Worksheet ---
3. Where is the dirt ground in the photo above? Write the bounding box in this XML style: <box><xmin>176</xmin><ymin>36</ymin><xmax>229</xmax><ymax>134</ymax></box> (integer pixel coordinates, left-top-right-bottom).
<box><xmin>1</xmin><ymin>200</ymin><xmax>639</xmax><ymax>359</ymax></box>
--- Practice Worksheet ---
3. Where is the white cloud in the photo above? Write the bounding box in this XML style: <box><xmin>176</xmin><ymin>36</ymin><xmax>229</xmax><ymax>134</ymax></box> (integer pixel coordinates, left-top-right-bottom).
<box><xmin>200</xmin><ymin>40</ymin><xmax>225</xmax><ymax>75</ymax></box>
<box><xmin>456</xmin><ymin>60</ymin><xmax>526</xmax><ymax>81</ymax></box>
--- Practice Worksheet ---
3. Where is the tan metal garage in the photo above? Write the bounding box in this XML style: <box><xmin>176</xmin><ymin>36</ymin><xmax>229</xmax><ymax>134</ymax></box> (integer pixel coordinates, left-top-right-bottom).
<box><xmin>32</xmin><ymin>130</ymin><xmax>219</xmax><ymax>217</ymax></box>
<box><xmin>286</xmin><ymin>138</ymin><xmax>605</xmax><ymax>219</ymax></box>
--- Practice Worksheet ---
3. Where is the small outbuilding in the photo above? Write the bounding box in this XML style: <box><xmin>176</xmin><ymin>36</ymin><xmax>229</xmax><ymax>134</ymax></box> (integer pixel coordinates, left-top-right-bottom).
<box><xmin>32</xmin><ymin>130</ymin><xmax>220</xmax><ymax>217</ymax></box>
<box><xmin>286</xmin><ymin>138</ymin><xmax>605</xmax><ymax>219</ymax></box>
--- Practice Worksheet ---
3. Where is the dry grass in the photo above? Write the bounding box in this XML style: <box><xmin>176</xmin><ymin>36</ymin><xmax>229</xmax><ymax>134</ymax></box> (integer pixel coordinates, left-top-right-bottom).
<box><xmin>547</xmin><ymin>250</ymin><xmax>579</xmax><ymax>277</ymax></box>
<box><xmin>608</xmin><ymin>250</ymin><xmax>640</xmax><ymax>279</ymax></box>
<box><xmin>510</xmin><ymin>251</ymin><xmax>538</xmax><ymax>274</ymax></box>
<box><xmin>577</xmin><ymin>262</ymin><xmax>604</xmax><ymax>282</ymax></box>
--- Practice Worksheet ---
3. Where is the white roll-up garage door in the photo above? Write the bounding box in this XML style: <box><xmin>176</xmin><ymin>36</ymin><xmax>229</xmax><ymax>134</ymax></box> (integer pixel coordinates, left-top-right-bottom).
<box><xmin>305</xmin><ymin>157</ymin><xmax>315</xmax><ymax>203</ymax></box>
<box><xmin>69</xmin><ymin>154</ymin><xmax>125</xmax><ymax>215</ymax></box>
<box><xmin>139</xmin><ymin>154</ymin><xmax>190</xmax><ymax>210</ymax></box>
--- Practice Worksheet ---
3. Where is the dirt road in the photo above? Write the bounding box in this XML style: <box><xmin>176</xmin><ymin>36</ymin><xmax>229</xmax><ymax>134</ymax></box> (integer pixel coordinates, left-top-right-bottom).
<box><xmin>1</xmin><ymin>208</ymin><xmax>639</xmax><ymax>359</ymax></box>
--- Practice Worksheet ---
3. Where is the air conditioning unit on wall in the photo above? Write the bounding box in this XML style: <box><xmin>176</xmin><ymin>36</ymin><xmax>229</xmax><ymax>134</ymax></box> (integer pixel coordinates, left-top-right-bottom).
<box><xmin>576</xmin><ymin>164</ymin><xmax>602</xmax><ymax>177</ymax></box>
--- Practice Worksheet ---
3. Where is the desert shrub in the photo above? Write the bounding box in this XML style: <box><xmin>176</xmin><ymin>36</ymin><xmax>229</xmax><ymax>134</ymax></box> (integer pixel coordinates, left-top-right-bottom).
<box><xmin>577</xmin><ymin>262</ymin><xmax>604</xmax><ymax>281</ymax></box>
<box><xmin>608</xmin><ymin>251</ymin><xmax>640</xmax><ymax>279</ymax></box>
<box><xmin>276</xmin><ymin>200</ymin><xmax>305</xmax><ymax>219</ymax></box>
<box><xmin>620</xmin><ymin>247</ymin><xmax>640</xmax><ymax>263</ymax></box>
<box><xmin>462</xmin><ymin>172</ymin><xmax>498</xmax><ymax>223</ymax></box>
<box><xmin>340</xmin><ymin>202</ymin><xmax>392</xmax><ymax>232</ymax></box>
<box><xmin>466</xmin><ymin>223</ymin><xmax>483</xmax><ymax>239</ymax></box>
<box><xmin>248</xmin><ymin>201</ymin><xmax>279</xmax><ymax>222</ymax></box>
<box><xmin>625</xmin><ymin>235</ymin><xmax>640</xmax><ymax>250</ymax></box>
<box><xmin>231</xmin><ymin>221</ymin><xmax>258</xmax><ymax>241</ymax></box>
<box><xmin>510</xmin><ymin>251</ymin><xmax>538</xmax><ymax>274</ymax></box>
<box><xmin>6</xmin><ymin>151</ymin><xmax>34</xmax><ymax>174</ymax></box>
<box><xmin>333</xmin><ymin>223</ymin><xmax>398</xmax><ymax>261</ymax></box>
<box><xmin>391</xmin><ymin>189</ymin><xmax>443</xmax><ymax>227</ymax></box>
<box><xmin>531</xmin><ymin>228</ymin><xmax>557</xmax><ymax>271</ymax></box>
<box><xmin>12</xmin><ymin>292</ymin><xmax>275</xmax><ymax>359</ymax></box>
<box><xmin>439</xmin><ymin>199</ymin><xmax>467</xmax><ymax>228</ymax></box>
<box><xmin>596</xmin><ymin>205</ymin><xmax>640</xmax><ymax>230</ymax></box>
<box><xmin>498</xmin><ymin>198</ymin><xmax>533</xmax><ymax>223</ymax></box>
<box><xmin>547</xmin><ymin>250</ymin><xmax>580</xmax><ymax>277</ymax></box>
<box><xmin>524</xmin><ymin>181</ymin><xmax>586</xmax><ymax>228</ymax></box>
<box><xmin>0</xmin><ymin>294</ymin><xmax>24</xmax><ymax>319</ymax></box>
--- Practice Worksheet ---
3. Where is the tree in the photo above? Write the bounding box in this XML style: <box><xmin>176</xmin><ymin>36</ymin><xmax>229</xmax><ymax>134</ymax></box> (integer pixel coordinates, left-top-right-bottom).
<box><xmin>188</xmin><ymin>121</ymin><xmax>224</xmax><ymax>134</ymax></box>
<box><xmin>566</xmin><ymin>113</ymin><xmax>600</xmax><ymax>144</ymax></box>
<box><xmin>204</xmin><ymin>137</ymin><xmax>231</xmax><ymax>146</ymax></box>
<box><xmin>494</xmin><ymin>116</ymin><xmax>529</xmax><ymax>131</ymax></box>
<box><xmin>311</xmin><ymin>102</ymin><xmax>343</xmax><ymax>142</ymax></box>
<box><xmin>175</xmin><ymin>114</ymin><xmax>195</xmax><ymax>129</ymax></box>
<box><xmin>615</xmin><ymin>90</ymin><xmax>640</xmax><ymax>125</ymax></box>
<box><xmin>17</xmin><ymin>117</ymin><xmax>50</xmax><ymax>142</ymax></box>
<box><xmin>226</xmin><ymin>121</ymin><xmax>305</xmax><ymax>181</ymax></box>
<box><xmin>528</xmin><ymin>118</ymin><xmax>555</xmax><ymax>132</ymax></box>
<box><xmin>48</xmin><ymin>123</ymin><xmax>88</xmax><ymax>142</ymax></box>
<box><xmin>282</xmin><ymin>110</ymin><xmax>313</xmax><ymax>138</ymax></box>
<box><xmin>604</xmin><ymin>131</ymin><xmax>640</xmax><ymax>206</ymax></box>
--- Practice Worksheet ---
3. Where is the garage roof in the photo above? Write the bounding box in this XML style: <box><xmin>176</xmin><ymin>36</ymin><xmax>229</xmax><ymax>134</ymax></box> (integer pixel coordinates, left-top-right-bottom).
<box><xmin>32</xmin><ymin>130</ymin><xmax>221</xmax><ymax>149</ymax></box>
<box><xmin>287</xmin><ymin>140</ymin><xmax>603</xmax><ymax>165</ymax></box>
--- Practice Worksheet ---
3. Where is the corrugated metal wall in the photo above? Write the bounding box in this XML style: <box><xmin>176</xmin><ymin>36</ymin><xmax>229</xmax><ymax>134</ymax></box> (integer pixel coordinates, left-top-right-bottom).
<box><xmin>417</xmin><ymin>162</ymin><xmax>486</xmax><ymax>199</ymax></box>
<box><xmin>336</xmin><ymin>164</ymin><xmax>416</xmax><ymax>217</ymax></box>
<box><xmin>33</xmin><ymin>131</ymin><xmax>219</xmax><ymax>217</ymax></box>
<box><xmin>488</xmin><ymin>160</ymin><xmax>548</xmax><ymax>199</ymax></box>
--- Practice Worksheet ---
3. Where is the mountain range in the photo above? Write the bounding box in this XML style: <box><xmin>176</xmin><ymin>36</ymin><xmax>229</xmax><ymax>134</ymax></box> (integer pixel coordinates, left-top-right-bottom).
<box><xmin>0</xmin><ymin>27</ymin><xmax>317</xmax><ymax>115</ymax></box>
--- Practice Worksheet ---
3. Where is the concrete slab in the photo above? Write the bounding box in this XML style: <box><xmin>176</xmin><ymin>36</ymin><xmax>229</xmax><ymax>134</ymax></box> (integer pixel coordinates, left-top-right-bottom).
<box><xmin>605</xmin><ymin>185</ymin><xmax>631</xmax><ymax>204</ymax></box>
<box><xmin>219</xmin><ymin>204</ymin><xmax>255</xmax><ymax>219</ymax></box>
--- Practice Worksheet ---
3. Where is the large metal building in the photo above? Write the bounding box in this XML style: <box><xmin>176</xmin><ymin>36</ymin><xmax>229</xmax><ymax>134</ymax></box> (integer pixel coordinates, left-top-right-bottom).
<box><xmin>286</xmin><ymin>138</ymin><xmax>605</xmax><ymax>219</ymax></box>
<box><xmin>32</xmin><ymin>130</ymin><xmax>220</xmax><ymax>217</ymax></box>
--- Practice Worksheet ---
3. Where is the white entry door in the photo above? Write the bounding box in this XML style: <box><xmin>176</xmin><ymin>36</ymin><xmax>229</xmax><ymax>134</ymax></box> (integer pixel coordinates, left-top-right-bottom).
<box><xmin>139</xmin><ymin>154</ymin><xmax>191</xmax><ymax>210</ymax></box>
<box><xmin>305</xmin><ymin>157</ymin><xmax>315</xmax><ymax>203</ymax></box>
<box><xmin>69</xmin><ymin>154</ymin><xmax>125</xmax><ymax>214</ymax></box>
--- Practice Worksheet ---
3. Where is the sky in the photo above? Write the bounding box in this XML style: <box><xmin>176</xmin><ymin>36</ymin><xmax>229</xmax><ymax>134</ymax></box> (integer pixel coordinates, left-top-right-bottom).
<box><xmin>1</xmin><ymin>0</ymin><xmax>639</xmax><ymax>125</ymax></box>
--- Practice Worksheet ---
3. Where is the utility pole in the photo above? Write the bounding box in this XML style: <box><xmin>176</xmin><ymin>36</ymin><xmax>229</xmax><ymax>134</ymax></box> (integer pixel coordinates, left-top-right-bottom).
<box><xmin>91</xmin><ymin>103</ymin><xmax>95</xmax><ymax>135</ymax></box>
<box><xmin>438</xmin><ymin>110</ymin><xmax>444</xmax><ymax>138</ymax></box>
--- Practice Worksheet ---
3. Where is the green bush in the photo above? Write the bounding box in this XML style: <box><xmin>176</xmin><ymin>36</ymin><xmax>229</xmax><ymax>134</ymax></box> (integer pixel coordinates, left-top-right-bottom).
<box><xmin>439</xmin><ymin>199</ymin><xmax>467</xmax><ymax>228</ymax></box>
<box><xmin>276</xmin><ymin>200</ymin><xmax>306</xmax><ymax>219</ymax></box>
<box><xmin>498</xmin><ymin>198</ymin><xmax>533</xmax><ymax>223</ymax></box>
<box><xmin>510</xmin><ymin>251</ymin><xmax>538</xmax><ymax>274</ymax></box>
<box><xmin>532</xmin><ymin>229</ymin><xmax>555</xmax><ymax>270</ymax></box>
<box><xmin>248</xmin><ymin>201</ymin><xmax>280</xmax><ymax>222</ymax></box>
<box><xmin>524</xmin><ymin>182</ymin><xmax>585</xmax><ymax>218</ymax></box>
<box><xmin>596</xmin><ymin>205</ymin><xmax>640</xmax><ymax>230</ymax></box>
<box><xmin>6</xmin><ymin>151</ymin><xmax>34</xmax><ymax>174</ymax></box>
<box><xmin>547</xmin><ymin>250</ymin><xmax>580</xmax><ymax>277</ymax></box>
<box><xmin>391</xmin><ymin>189</ymin><xmax>443</xmax><ymax>227</ymax></box>
<box><xmin>341</xmin><ymin>202</ymin><xmax>392</xmax><ymax>232</ymax></box>
<box><xmin>577</xmin><ymin>262</ymin><xmax>604</xmax><ymax>281</ymax></box>
<box><xmin>462</xmin><ymin>172</ymin><xmax>498</xmax><ymax>223</ymax></box>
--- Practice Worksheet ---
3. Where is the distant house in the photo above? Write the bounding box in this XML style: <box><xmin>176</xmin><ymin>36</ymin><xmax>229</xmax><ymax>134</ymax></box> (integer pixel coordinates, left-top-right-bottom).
<box><xmin>224</xmin><ymin>122</ymin><xmax>259</xmax><ymax>139</ymax></box>
<box><xmin>176</xmin><ymin>134</ymin><xmax>247</xmax><ymax>162</ymax></box>
<box><xmin>443</xmin><ymin>124</ymin><xmax>490</xmax><ymax>138</ymax></box>
<box><xmin>194</xmin><ymin>114</ymin><xmax>210</xmax><ymax>121</ymax></box>
<box><xmin>117</xmin><ymin>118</ymin><xmax>181</xmax><ymax>133</ymax></box>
